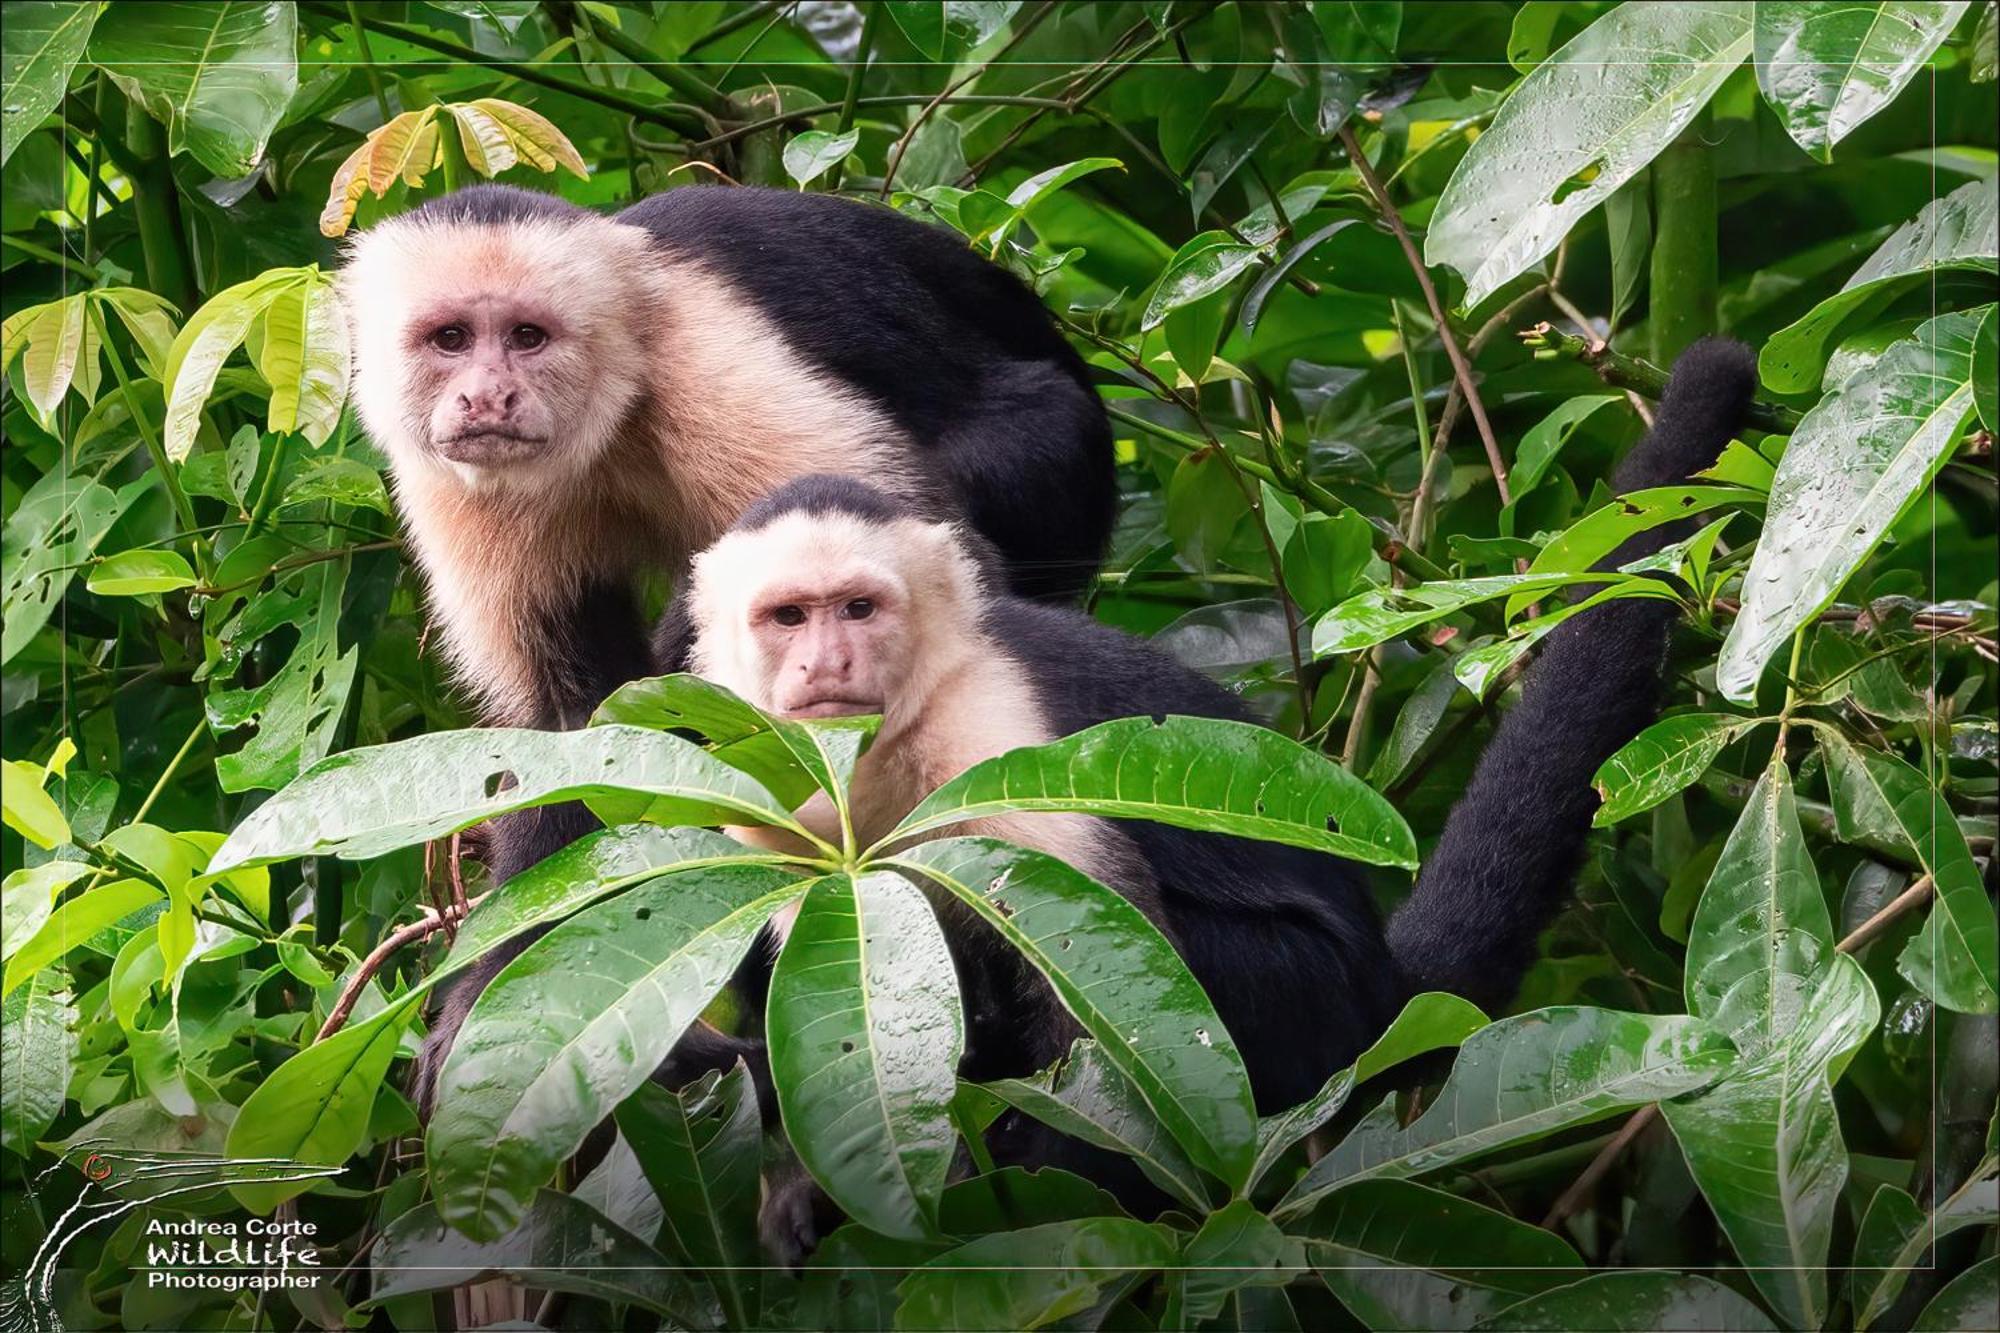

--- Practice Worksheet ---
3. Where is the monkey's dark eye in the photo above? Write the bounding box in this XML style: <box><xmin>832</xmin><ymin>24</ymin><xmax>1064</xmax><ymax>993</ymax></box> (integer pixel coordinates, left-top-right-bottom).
<box><xmin>771</xmin><ymin>605</ymin><xmax>807</xmax><ymax>627</ymax></box>
<box><xmin>429</xmin><ymin>324</ymin><xmax>469</xmax><ymax>353</ymax></box>
<box><xmin>510</xmin><ymin>323</ymin><xmax>547</xmax><ymax>351</ymax></box>
<box><xmin>842</xmin><ymin>598</ymin><xmax>875</xmax><ymax>621</ymax></box>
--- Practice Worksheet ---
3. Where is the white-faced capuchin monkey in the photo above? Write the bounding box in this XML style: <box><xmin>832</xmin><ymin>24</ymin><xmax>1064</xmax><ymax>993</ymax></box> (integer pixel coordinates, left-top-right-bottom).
<box><xmin>421</xmin><ymin>338</ymin><xmax>1758</xmax><ymax>1261</ymax></box>
<box><xmin>343</xmin><ymin>183</ymin><xmax>1117</xmax><ymax>882</ymax></box>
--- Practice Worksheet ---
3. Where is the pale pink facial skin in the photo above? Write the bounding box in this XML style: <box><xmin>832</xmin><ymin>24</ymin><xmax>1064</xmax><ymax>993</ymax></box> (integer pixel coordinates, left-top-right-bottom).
<box><xmin>411</xmin><ymin>296</ymin><xmax>563</xmax><ymax>466</ymax></box>
<box><xmin>746</xmin><ymin>581</ymin><xmax>898</xmax><ymax>719</ymax></box>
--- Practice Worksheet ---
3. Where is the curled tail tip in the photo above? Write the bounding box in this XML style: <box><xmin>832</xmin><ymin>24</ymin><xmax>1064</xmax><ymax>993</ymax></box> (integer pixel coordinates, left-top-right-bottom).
<box><xmin>1660</xmin><ymin>336</ymin><xmax>1760</xmax><ymax>431</ymax></box>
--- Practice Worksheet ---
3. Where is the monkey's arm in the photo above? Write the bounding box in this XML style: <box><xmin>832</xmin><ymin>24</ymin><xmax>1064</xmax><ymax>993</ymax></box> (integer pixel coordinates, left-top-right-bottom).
<box><xmin>1385</xmin><ymin>338</ymin><xmax>1759</xmax><ymax>1012</ymax></box>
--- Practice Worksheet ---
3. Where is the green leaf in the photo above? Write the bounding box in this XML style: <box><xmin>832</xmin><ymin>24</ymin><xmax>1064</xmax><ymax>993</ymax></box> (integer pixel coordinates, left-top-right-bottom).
<box><xmin>1852</xmin><ymin>1160</ymin><xmax>1999</xmax><ymax>1329</ymax></box>
<box><xmin>615</xmin><ymin>1070</ymin><xmax>763</xmax><ymax>1330</ymax></box>
<box><xmin>1314</xmin><ymin>573</ymin><xmax>1624</xmax><ymax>657</ymax></box>
<box><xmin>1591</xmin><ymin>714</ymin><xmax>1757</xmax><ymax>827</ymax></box>
<box><xmin>2</xmin><ymin>467</ymin><xmax>143</xmax><ymax>664</ymax></box>
<box><xmin>1510</xmin><ymin>486</ymin><xmax>1761</xmax><ymax>617</ymax></box>
<box><xmin>1662</xmin><ymin>762</ymin><xmax>1876</xmax><ymax>1328</ymax></box>
<box><xmin>428</xmin><ymin>864</ymin><xmax>806</xmax><ymax>1240</ymax></box>
<box><xmin>3</xmin><ymin>879</ymin><xmax>161</xmax><ymax>996</ymax></box>
<box><xmin>1251</xmin><ymin>992</ymin><xmax>1489</xmax><ymax>1189</ymax></box>
<box><xmin>279</xmin><ymin>458</ymin><xmax>390</xmax><ymax>513</ymax></box>
<box><xmin>1720</xmin><ymin>308</ymin><xmax>1984</xmax><ymax>702</ymax></box>
<box><xmin>255</xmin><ymin>269</ymin><xmax>348</xmax><ymax>445</ymax></box>
<box><xmin>1760</xmin><ymin>179</ymin><xmax>1997</xmax><ymax>392</ymax></box>
<box><xmin>1753</xmin><ymin>2</ymin><xmax>1970</xmax><ymax>162</ymax></box>
<box><xmin>3</xmin><ymin>294</ymin><xmax>85</xmax><ymax>420</ymax></box>
<box><xmin>1472</xmin><ymin>1270</ymin><xmax>1778</xmax><ymax>1331</ymax></box>
<box><xmin>985</xmin><ymin>1039</ymin><xmax>1212</xmax><ymax>1212</ymax></box>
<box><xmin>1142</xmin><ymin>231</ymin><xmax>1263</xmax><ymax>330</ymax></box>
<box><xmin>1507</xmin><ymin>395</ymin><xmax>1623</xmax><ymax>498</ymax></box>
<box><xmin>89</xmin><ymin>0</ymin><xmax>298</xmax><ymax>178</ymax></box>
<box><xmin>1</xmin><ymin>861</ymin><xmax>93</xmax><ymax>962</ymax></box>
<box><xmin>1426</xmin><ymin>2</ymin><xmax>1752</xmax><ymax>307</ymax></box>
<box><xmin>368</xmin><ymin>1190</ymin><xmax>717</xmax><ymax>1324</ymax></box>
<box><xmin>1</xmin><ymin>970</ymin><xmax>74</xmax><ymax>1156</ymax></box>
<box><xmin>2</xmin><ymin>2</ymin><xmax>99</xmax><ymax>166</ymax></box>
<box><xmin>1167</xmin><ymin>1199</ymin><xmax>1298</xmax><ymax>1328</ymax></box>
<box><xmin>890</xmin><ymin>716</ymin><xmax>1417</xmax><ymax>871</ymax></box>
<box><xmin>1297</xmin><ymin>1179</ymin><xmax>1581</xmax><ymax>1330</ymax></box>
<box><xmin>1976</xmin><ymin>304</ymin><xmax>1997</xmax><ymax>430</ymax></box>
<box><xmin>769</xmin><ymin>871</ymin><xmax>963</xmax><ymax>1241</ymax></box>
<box><xmin>892</xmin><ymin>838</ymin><xmax>1258</xmax><ymax>1188</ymax></box>
<box><xmin>161</xmin><ymin>268</ymin><xmax>300</xmax><ymax>462</ymax></box>
<box><xmin>893</xmin><ymin>1217</ymin><xmax>1178</xmax><ymax>1331</ymax></box>
<box><xmin>1823</xmin><ymin>735</ymin><xmax>1999</xmax><ymax>1013</ymax></box>
<box><xmin>208</xmin><ymin>725</ymin><xmax>796</xmax><ymax>872</ymax></box>
<box><xmin>1278</xmin><ymin>1007</ymin><xmax>1735</xmax><ymax>1217</ymax></box>
<box><xmin>225</xmin><ymin>1001</ymin><xmax>417</xmax><ymax>1212</ymax></box>
<box><xmin>0</xmin><ymin>759</ymin><xmax>68</xmax><ymax>851</ymax></box>
<box><xmin>783</xmin><ymin>128</ymin><xmax>860</xmax><ymax>187</ymax></box>
<box><xmin>86</xmin><ymin>549</ymin><xmax>197</xmax><ymax>596</ymax></box>
<box><xmin>1910</xmin><ymin>1257</ymin><xmax>1998</xmax><ymax>1333</ymax></box>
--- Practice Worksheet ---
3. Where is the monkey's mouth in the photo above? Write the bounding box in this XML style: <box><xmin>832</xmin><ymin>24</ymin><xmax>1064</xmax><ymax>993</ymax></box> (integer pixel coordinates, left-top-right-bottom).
<box><xmin>784</xmin><ymin>698</ymin><xmax>882</xmax><ymax>719</ymax></box>
<box><xmin>435</xmin><ymin>430</ymin><xmax>550</xmax><ymax>463</ymax></box>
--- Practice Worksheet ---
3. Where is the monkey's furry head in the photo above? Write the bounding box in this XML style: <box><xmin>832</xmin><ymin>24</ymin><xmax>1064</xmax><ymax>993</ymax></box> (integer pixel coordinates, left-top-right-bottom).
<box><xmin>342</xmin><ymin>185</ymin><xmax>662</xmax><ymax>490</ymax></box>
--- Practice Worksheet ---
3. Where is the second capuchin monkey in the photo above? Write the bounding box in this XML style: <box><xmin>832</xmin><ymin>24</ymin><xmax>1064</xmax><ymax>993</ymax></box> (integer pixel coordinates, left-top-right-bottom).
<box><xmin>343</xmin><ymin>183</ymin><xmax>1117</xmax><ymax>882</ymax></box>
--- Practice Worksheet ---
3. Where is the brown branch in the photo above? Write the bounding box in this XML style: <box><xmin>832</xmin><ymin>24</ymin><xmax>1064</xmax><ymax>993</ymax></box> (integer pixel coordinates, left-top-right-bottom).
<box><xmin>1542</xmin><ymin>870</ymin><xmax>1939</xmax><ymax>1231</ymax></box>
<box><xmin>316</xmin><ymin>895</ymin><xmax>485</xmax><ymax>1043</ymax></box>
<box><xmin>1341</xmin><ymin>124</ymin><xmax>1510</xmax><ymax>506</ymax></box>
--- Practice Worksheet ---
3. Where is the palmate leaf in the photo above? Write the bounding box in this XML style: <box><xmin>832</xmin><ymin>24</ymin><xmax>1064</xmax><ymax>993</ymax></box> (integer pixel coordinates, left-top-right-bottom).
<box><xmin>1276</xmin><ymin>1007</ymin><xmax>1736</xmax><ymax>1219</ymax></box>
<box><xmin>1754</xmin><ymin>3</ymin><xmax>1970</xmax><ymax>163</ymax></box>
<box><xmin>1719</xmin><ymin>308</ymin><xmax>1986</xmax><ymax>703</ymax></box>
<box><xmin>889</xmin><ymin>715</ymin><xmax>1417</xmax><ymax>871</ymax></box>
<box><xmin>428</xmin><ymin>864</ymin><xmax>808</xmax><ymax>1240</ymax></box>
<box><xmin>892</xmin><ymin>838</ymin><xmax>1258</xmax><ymax>1188</ymax></box>
<box><xmin>88</xmin><ymin>0</ymin><xmax>298</xmax><ymax>179</ymax></box>
<box><xmin>207</xmin><ymin>725</ymin><xmax>798</xmax><ymax>871</ymax></box>
<box><xmin>1760</xmin><ymin>177</ymin><xmax>1998</xmax><ymax>392</ymax></box>
<box><xmin>768</xmin><ymin>871</ymin><xmax>963</xmax><ymax>1242</ymax></box>
<box><xmin>1296</xmin><ymin>1179</ymin><xmax>1582</xmax><ymax>1331</ymax></box>
<box><xmin>1471</xmin><ymin>1270</ymin><xmax>1779</xmax><ymax>1331</ymax></box>
<box><xmin>1425</xmin><ymin>1</ymin><xmax>1753</xmax><ymax>307</ymax></box>
<box><xmin>1659</xmin><ymin>762</ymin><xmax>1878</xmax><ymax>1329</ymax></box>
<box><xmin>161</xmin><ymin>268</ymin><xmax>309</xmax><ymax>462</ymax></box>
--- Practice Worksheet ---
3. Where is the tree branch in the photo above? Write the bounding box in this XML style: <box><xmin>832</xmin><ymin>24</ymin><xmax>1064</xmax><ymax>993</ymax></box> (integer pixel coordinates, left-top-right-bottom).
<box><xmin>1521</xmin><ymin>322</ymin><xmax>1802</xmax><ymax>432</ymax></box>
<box><xmin>315</xmin><ymin>895</ymin><xmax>486</xmax><ymax>1043</ymax></box>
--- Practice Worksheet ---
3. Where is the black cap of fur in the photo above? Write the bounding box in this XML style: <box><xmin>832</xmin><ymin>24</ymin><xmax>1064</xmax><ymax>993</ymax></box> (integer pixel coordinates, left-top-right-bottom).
<box><xmin>731</xmin><ymin>473</ymin><xmax>918</xmax><ymax>533</ymax></box>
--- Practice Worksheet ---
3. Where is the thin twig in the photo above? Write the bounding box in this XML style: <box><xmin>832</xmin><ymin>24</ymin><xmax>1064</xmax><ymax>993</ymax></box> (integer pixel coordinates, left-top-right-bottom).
<box><xmin>1340</xmin><ymin>124</ymin><xmax>1511</xmax><ymax>505</ymax></box>
<box><xmin>316</xmin><ymin>895</ymin><xmax>485</xmax><ymax>1043</ymax></box>
<box><xmin>880</xmin><ymin>1</ymin><xmax>1057</xmax><ymax>197</ymax></box>
<box><xmin>1541</xmin><ymin>870</ymin><xmax>1939</xmax><ymax>1231</ymax></box>
<box><xmin>1521</xmin><ymin>322</ymin><xmax>1802</xmax><ymax>433</ymax></box>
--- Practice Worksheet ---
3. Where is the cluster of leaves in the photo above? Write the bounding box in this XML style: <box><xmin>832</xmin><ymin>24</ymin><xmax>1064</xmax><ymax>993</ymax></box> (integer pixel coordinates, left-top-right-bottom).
<box><xmin>2</xmin><ymin>2</ymin><xmax>1996</xmax><ymax>1331</ymax></box>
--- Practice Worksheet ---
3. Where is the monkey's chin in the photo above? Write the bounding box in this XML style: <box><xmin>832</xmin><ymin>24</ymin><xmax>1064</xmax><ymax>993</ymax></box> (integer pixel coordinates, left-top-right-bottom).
<box><xmin>434</xmin><ymin>432</ymin><xmax>551</xmax><ymax>467</ymax></box>
<box><xmin>783</xmin><ymin>699</ymin><xmax>883</xmax><ymax>719</ymax></box>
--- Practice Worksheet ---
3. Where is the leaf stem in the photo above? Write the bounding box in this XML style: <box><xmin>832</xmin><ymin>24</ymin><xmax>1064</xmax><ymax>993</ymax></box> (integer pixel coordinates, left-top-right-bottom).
<box><xmin>131</xmin><ymin>718</ymin><xmax>208</xmax><ymax>824</ymax></box>
<box><xmin>88</xmin><ymin>302</ymin><xmax>212</xmax><ymax>577</ymax></box>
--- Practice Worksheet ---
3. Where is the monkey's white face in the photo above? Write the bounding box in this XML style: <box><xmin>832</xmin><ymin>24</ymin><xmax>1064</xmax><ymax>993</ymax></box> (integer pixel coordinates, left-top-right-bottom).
<box><xmin>689</xmin><ymin>511</ymin><xmax>984</xmax><ymax>728</ymax></box>
<box><xmin>343</xmin><ymin>215</ymin><xmax>656</xmax><ymax>487</ymax></box>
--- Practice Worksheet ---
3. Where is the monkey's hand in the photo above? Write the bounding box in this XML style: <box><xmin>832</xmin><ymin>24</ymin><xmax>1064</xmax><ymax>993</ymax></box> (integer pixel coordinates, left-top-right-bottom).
<box><xmin>759</xmin><ymin>1156</ymin><xmax>843</xmax><ymax>1270</ymax></box>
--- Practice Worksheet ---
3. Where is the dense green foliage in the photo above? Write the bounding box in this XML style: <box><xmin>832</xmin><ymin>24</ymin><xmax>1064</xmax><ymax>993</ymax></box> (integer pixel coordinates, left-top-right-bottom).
<box><xmin>3</xmin><ymin>2</ymin><xmax>1997</xmax><ymax>1330</ymax></box>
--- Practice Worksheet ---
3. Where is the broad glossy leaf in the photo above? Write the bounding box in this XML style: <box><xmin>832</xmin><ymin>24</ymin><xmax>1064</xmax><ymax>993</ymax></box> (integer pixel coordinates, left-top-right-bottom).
<box><xmin>1315</xmin><ymin>573</ymin><xmax>1622</xmax><ymax>657</ymax></box>
<box><xmin>891</xmin><ymin>716</ymin><xmax>1416</xmax><ymax>870</ymax></box>
<box><xmin>86</xmin><ymin>550</ymin><xmax>197</xmax><ymax>597</ymax></box>
<box><xmin>1454</xmin><ymin>581</ymin><xmax>1684</xmax><ymax>701</ymax></box>
<box><xmin>255</xmin><ymin>270</ymin><xmax>348</xmax><ymax>445</ymax></box>
<box><xmin>1142</xmin><ymin>231</ymin><xmax>1263</xmax><ymax>330</ymax></box>
<box><xmin>1472</xmin><ymin>1270</ymin><xmax>1778</xmax><ymax>1330</ymax></box>
<box><xmin>428</xmin><ymin>865</ymin><xmax>806</xmax><ymax>1239</ymax></box>
<box><xmin>225</xmin><ymin>1000</ymin><xmax>417</xmax><ymax>1212</ymax></box>
<box><xmin>985</xmin><ymin>1039</ymin><xmax>1212</xmax><ymax>1211</ymax></box>
<box><xmin>1278</xmin><ymin>1007</ymin><xmax>1735</xmax><ymax>1217</ymax></box>
<box><xmin>1298</xmin><ymin>1179</ymin><xmax>1581</xmax><ymax>1330</ymax></box>
<box><xmin>894</xmin><ymin>1217</ymin><xmax>1178</xmax><ymax>1332</ymax></box>
<box><xmin>90</xmin><ymin>1</ymin><xmax>298</xmax><ymax>178</ymax></box>
<box><xmin>1721</xmin><ymin>309</ymin><xmax>1983</xmax><ymax>702</ymax></box>
<box><xmin>616</xmin><ymin>1071</ymin><xmax>762</xmax><ymax>1328</ymax></box>
<box><xmin>1510</xmin><ymin>486</ymin><xmax>1762</xmax><ymax>618</ymax></box>
<box><xmin>1252</xmin><ymin>992</ymin><xmax>1489</xmax><ymax>1189</ymax></box>
<box><xmin>783</xmin><ymin>128</ymin><xmax>860</xmax><ymax>187</ymax></box>
<box><xmin>208</xmin><ymin>725</ymin><xmax>794</xmax><ymax>871</ymax></box>
<box><xmin>1910</xmin><ymin>1257</ymin><xmax>1998</xmax><ymax>1333</ymax></box>
<box><xmin>369</xmin><ymin>1190</ymin><xmax>716</xmax><ymax>1324</ymax></box>
<box><xmin>1426</xmin><ymin>2</ymin><xmax>1753</xmax><ymax>306</ymax></box>
<box><xmin>0</xmin><ymin>760</ymin><xmax>67</xmax><ymax>851</ymax></box>
<box><xmin>1761</xmin><ymin>178</ymin><xmax>1997</xmax><ymax>391</ymax></box>
<box><xmin>937</xmin><ymin>1165</ymin><xmax>1128</xmax><ymax>1235</ymax></box>
<box><xmin>1</xmin><ymin>2</ymin><xmax>98</xmax><ymax>165</ymax></box>
<box><xmin>1591</xmin><ymin>714</ymin><xmax>1757</xmax><ymax>827</ymax></box>
<box><xmin>769</xmin><ymin>872</ymin><xmax>962</xmax><ymax>1241</ymax></box>
<box><xmin>1169</xmin><ymin>1199</ymin><xmax>1298</xmax><ymax>1328</ymax></box>
<box><xmin>0</xmin><ymin>971</ymin><xmax>74</xmax><ymax>1156</ymax></box>
<box><xmin>1754</xmin><ymin>3</ymin><xmax>1969</xmax><ymax>162</ymax></box>
<box><xmin>893</xmin><ymin>838</ymin><xmax>1258</xmax><ymax>1187</ymax></box>
<box><xmin>1853</xmin><ymin>1162</ymin><xmax>1999</xmax><ymax>1328</ymax></box>
<box><xmin>0</xmin><ymin>861</ymin><xmax>92</xmax><ymax>962</ymax></box>
<box><xmin>279</xmin><ymin>458</ymin><xmax>389</xmax><ymax>513</ymax></box>
<box><xmin>1663</xmin><ymin>763</ymin><xmax>1876</xmax><ymax>1328</ymax></box>
<box><xmin>1</xmin><ymin>466</ymin><xmax>142</xmax><ymax>664</ymax></box>
<box><xmin>3</xmin><ymin>879</ymin><xmax>161</xmax><ymax>996</ymax></box>
<box><xmin>161</xmin><ymin>269</ymin><xmax>299</xmax><ymax>462</ymax></box>
<box><xmin>1367</xmin><ymin>656</ymin><xmax>1464</xmax><ymax>791</ymax></box>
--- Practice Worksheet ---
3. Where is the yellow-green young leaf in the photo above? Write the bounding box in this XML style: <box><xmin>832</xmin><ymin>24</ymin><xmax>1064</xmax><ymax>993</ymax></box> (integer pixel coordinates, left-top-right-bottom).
<box><xmin>101</xmin><ymin>288</ymin><xmax>182</xmax><ymax>377</ymax></box>
<box><xmin>1719</xmin><ymin>309</ymin><xmax>1984</xmax><ymax>702</ymax></box>
<box><xmin>781</xmin><ymin>128</ymin><xmax>860</xmax><ymax>188</ymax></box>
<box><xmin>1754</xmin><ymin>2</ymin><xmax>1970</xmax><ymax>162</ymax></box>
<box><xmin>0</xmin><ymin>759</ymin><xmax>68</xmax><ymax>849</ymax></box>
<box><xmin>162</xmin><ymin>270</ymin><xmax>302</xmax><ymax>461</ymax></box>
<box><xmin>452</xmin><ymin>98</ymin><xmax>588</xmax><ymax>178</ymax></box>
<box><xmin>86</xmin><ymin>549</ymin><xmax>198</xmax><ymax>596</ymax></box>
<box><xmin>1592</xmin><ymin>713</ymin><xmax>1758</xmax><ymax>826</ymax></box>
<box><xmin>16</xmin><ymin>294</ymin><xmax>84</xmax><ymax>419</ymax></box>
<box><xmin>1</xmin><ymin>861</ymin><xmax>93</xmax><ymax>962</ymax></box>
<box><xmin>3</xmin><ymin>879</ymin><xmax>162</xmax><ymax>995</ymax></box>
<box><xmin>257</xmin><ymin>271</ymin><xmax>348</xmax><ymax>444</ymax></box>
<box><xmin>319</xmin><ymin>106</ymin><xmax>440</xmax><ymax>237</ymax></box>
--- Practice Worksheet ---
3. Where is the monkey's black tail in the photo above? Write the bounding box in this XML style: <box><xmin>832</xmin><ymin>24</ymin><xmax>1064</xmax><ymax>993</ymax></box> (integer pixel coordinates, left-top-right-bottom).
<box><xmin>1382</xmin><ymin>338</ymin><xmax>1760</xmax><ymax>1013</ymax></box>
